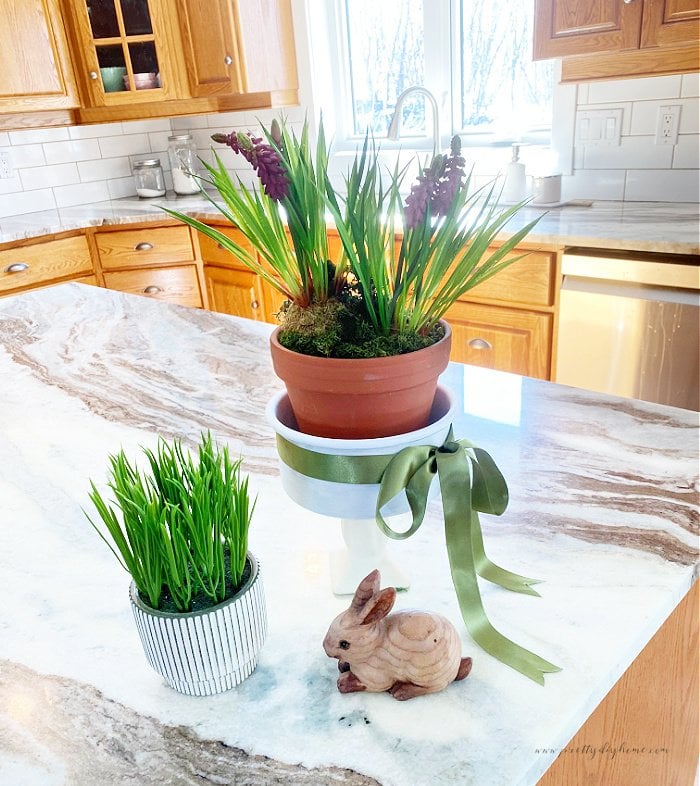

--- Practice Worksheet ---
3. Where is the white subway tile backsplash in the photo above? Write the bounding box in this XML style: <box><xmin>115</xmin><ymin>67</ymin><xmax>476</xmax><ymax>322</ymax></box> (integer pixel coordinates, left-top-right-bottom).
<box><xmin>78</xmin><ymin>157</ymin><xmax>132</xmax><ymax>182</ymax></box>
<box><xmin>0</xmin><ymin>73</ymin><xmax>696</xmax><ymax>219</ymax></box>
<box><xmin>0</xmin><ymin>189</ymin><xmax>56</xmax><ymax>218</ymax></box>
<box><xmin>8</xmin><ymin>144</ymin><xmax>45</xmax><ymax>168</ymax></box>
<box><xmin>678</xmin><ymin>99</ymin><xmax>699</xmax><ymax>133</ymax></box>
<box><xmin>681</xmin><ymin>73</ymin><xmax>700</xmax><ymax>98</ymax></box>
<box><xmin>44</xmin><ymin>139</ymin><xmax>101</xmax><ymax>165</ymax></box>
<box><xmin>588</xmin><ymin>75</ymin><xmax>682</xmax><ymax>104</ymax></box>
<box><xmin>672</xmin><ymin>135</ymin><xmax>700</xmax><ymax>169</ymax></box>
<box><xmin>20</xmin><ymin>163</ymin><xmax>79</xmax><ymax>191</ymax></box>
<box><xmin>8</xmin><ymin>127</ymin><xmax>69</xmax><ymax>145</ymax></box>
<box><xmin>98</xmin><ymin>133</ymin><xmax>149</xmax><ymax>158</ymax></box>
<box><xmin>68</xmin><ymin>122</ymin><xmax>124</xmax><ymax>139</ymax></box>
<box><xmin>561</xmin><ymin>169</ymin><xmax>626</xmax><ymax>201</ymax></box>
<box><xmin>583</xmin><ymin>135</ymin><xmax>673</xmax><ymax>169</ymax></box>
<box><xmin>107</xmin><ymin>176</ymin><xmax>137</xmax><ymax>200</ymax></box>
<box><xmin>122</xmin><ymin>118</ymin><xmax>171</xmax><ymax>134</ymax></box>
<box><xmin>54</xmin><ymin>181</ymin><xmax>110</xmax><ymax>208</ymax></box>
<box><xmin>625</xmin><ymin>169</ymin><xmax>700</xmax><ymax>202</ymax></box>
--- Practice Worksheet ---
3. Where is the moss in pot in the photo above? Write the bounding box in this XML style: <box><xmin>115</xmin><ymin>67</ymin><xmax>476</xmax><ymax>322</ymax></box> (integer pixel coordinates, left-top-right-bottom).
<box><xmin>165</xmin><ymin>119</ymin><xmax>540</xmax><ymax>438</ymax></box>
<box><xmin>85</xmin><ymin>432</ymin><xmax>266</xmax><ymax>695</ymax></box>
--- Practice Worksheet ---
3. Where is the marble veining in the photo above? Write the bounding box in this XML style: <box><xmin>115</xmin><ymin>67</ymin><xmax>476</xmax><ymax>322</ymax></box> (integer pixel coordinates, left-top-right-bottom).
<box><xmin>0</xmin><ymin>283</ymin><xmax>698</xmax><ymax>786</ymax></box>
<box><xmin>0</xmin><ymin>194</ymin><xmax>698</xmax><ymax>255</ymax></box>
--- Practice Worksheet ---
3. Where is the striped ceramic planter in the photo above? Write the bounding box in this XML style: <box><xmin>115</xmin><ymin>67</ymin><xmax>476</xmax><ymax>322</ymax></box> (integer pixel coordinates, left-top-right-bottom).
<box><xmin>129</xmin><ymin>553</ymin><xmax>267</xmax><ymax>696</ymax></box>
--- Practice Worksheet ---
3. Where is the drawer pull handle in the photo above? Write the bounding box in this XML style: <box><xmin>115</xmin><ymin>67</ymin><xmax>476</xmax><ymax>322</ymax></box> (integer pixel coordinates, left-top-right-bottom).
<box><xmin>135</xmin><ymin>242</ymin><xmax>154</xmax><ymax>251</ymax></box>
<box><xmin>468</xmin><ymin>338</ymin><xmax>492</xmax><ymax>351</ymax></box>
<box><xmin>143</xmin><ymin>285</ymin><xmax>162</xmax><ymax>294</ymax></box>
<box><xmin>5</xmin><ymin>262</ymin><xmax>29</xmax><ymax>273</ymax></box>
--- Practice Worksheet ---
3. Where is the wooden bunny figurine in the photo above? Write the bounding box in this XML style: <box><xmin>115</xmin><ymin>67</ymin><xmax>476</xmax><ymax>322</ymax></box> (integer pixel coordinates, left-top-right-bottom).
<box><xmin>323</xmin><ymin>569</ymin><xmax>472</xmax><ymax>700</ymax></box>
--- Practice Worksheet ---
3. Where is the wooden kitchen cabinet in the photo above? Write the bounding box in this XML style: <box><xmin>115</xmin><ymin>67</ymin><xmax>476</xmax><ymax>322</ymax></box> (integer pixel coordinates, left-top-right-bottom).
<box><xmin>441</xmin><ymin>243</ymin><xmax>560</xmax><ymax>380</ymax></box>
<box><xmin>61</xmin><ymin>0</ymin><xmax>187</xmax><ymax>113</ymax></box>
<box><xmin>91</xmin><ymin>223</ymin><xmax>208</xmax><ymax>308</ymax></box>
<box><xmin>0</xmin><ymin>234</ymin><xmax>93</xmax><ymax>295</ymax></box>
<box><xmin>176</xmin><ymin>0</ymin><xmax>298</xmax><ymax>101</ymax></box>
<box><xmin>205</xmin><ymin>265</ymin><xmax>267</xmax><ymax>320</ymax></box>
<box><xmin>0</xmin><ymin>0</ymin><xmax>78</xmax><ymax>116</ymax></box>
<box><xmin>534</xmin><ymin>0</ymin><xmax>700</xmax><ymax>80</ymax></box>
<box><xmin>103</xmin><ymin>265</ymin><xmax>203</xmax><ymax>307</ymax></box>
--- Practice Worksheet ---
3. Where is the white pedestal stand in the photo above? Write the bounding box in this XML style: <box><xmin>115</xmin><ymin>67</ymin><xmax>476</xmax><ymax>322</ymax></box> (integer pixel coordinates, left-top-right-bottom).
<box><xmin>267</xmin><ymin>385</ymin><xmax>455</xmax><ymax>597</ymax></box>
<box><xmin>330</xmin><ymin>518</ymin><xmax>410</xmax><ymax>595</ymax></box>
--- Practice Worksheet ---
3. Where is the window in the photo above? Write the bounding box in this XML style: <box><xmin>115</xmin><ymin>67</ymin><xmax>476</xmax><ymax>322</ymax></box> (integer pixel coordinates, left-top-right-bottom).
<box><xmin>325</xmin><ymin>0</ymin><xmax>554</xmax><ymax>148</ymax></box>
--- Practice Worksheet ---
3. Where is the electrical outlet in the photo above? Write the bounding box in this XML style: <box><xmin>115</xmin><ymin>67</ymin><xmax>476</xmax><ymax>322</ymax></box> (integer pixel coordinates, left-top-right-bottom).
<box><xmin>0</xmin><ymin>150</ymin><xmax>13</xmax><ymax>179</ymax></box>
<box><xmin>655</xmin><ymin>105</ymin><xmax>680</xmax><ymax>145</ymax></box>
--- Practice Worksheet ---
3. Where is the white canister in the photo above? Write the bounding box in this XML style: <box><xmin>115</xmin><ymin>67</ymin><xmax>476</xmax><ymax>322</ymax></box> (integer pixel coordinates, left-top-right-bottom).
<box><xmin>532</xmin><ymin>174</ymin><xmax>562</xmax><ymax>205</ymax></box>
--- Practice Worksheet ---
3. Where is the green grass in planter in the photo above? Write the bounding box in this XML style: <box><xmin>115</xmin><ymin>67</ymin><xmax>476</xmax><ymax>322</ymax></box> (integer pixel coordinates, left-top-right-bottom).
<box><xmin>85</xmin><ymin>433</ymin><xmax>254</xmax><ymax>613</ymax></box>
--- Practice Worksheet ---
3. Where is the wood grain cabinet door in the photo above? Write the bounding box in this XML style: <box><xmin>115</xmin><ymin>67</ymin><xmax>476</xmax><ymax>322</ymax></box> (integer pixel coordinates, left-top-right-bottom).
<box><xmin>640</xmin><ymin>0</ymin><xmax>700</xmax><ymax>46</ymax></box>
<box><xmin>534</xmin><ymin>0</ymin><xmax>644</xmax><ymax>58</ymax></box>
<box><xmin>205</xmin><ymin>265</ymin><xmax>266</xmax><ymax>320</ymax></box>
<box><xmin>176</xmin><ymin>0</ymin><xmax>242</xmax><ymax>97</ymax></box>
<box><xmin>444</xmin><ymin>302</ymin><xmax>553</xmax><ymax>380</ymax></box>
<box><xmin>0</xmin><ymin>0</ymin><xmax>78</xmax><ymax>112</ymax></box>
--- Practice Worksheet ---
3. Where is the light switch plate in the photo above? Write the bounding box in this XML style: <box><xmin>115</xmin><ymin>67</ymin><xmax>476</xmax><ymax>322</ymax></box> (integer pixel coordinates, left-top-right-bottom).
<box><xmin>575</xmin><ymin>109</ymin><xmax>623</xmax><ymax>147</ymax></box>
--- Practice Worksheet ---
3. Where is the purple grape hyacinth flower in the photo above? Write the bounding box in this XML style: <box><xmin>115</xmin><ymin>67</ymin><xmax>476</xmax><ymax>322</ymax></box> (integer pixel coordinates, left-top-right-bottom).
<box><xmin>403</xmin><ymin>135</ymin><xmax>465</xmax><ymax>228</ymax></box>
<box><xmin>211</xmin><ymin>129</ymin><xmax>289</xmax><ymax>201</ymax></box>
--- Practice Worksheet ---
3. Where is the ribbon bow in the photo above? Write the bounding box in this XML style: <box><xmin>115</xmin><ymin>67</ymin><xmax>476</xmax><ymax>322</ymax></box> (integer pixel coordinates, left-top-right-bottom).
<box><xmin>276</xmin><ymin>427</ymin><xmax>560</xmax><ymax>684</ymax></box>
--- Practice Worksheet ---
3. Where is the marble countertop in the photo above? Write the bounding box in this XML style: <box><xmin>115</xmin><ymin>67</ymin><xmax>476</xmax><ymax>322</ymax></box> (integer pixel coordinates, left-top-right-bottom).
<box><xmin>0</xmin><ymin>194</ymin><xmax>698</xmax><ymax>255</ymax></box>
<box><xmin>0</xmin><ymin>283</ymin><xmax>698</xmax><ymax>786</ymax></box>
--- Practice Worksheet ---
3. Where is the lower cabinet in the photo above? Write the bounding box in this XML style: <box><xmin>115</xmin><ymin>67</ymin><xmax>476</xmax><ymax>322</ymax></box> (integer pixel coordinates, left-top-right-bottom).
<box><xmin>103</xmin><ymin>265</ymin><xmax>204</xmax><ymax>308</ymax></box>
<box><xmin>0</xmin><ymin>234</ymin><xmax>93</xmax><ymax>295</ymax></box>
<box><xmin>205</xmin><ymin>264</ymin><xmax>266</xmax><ymax>320</ymax></box>
<box><xmin>444</xmin><ymin>301</ymin><xmax>553</xmax><ymax>380</ymax></box>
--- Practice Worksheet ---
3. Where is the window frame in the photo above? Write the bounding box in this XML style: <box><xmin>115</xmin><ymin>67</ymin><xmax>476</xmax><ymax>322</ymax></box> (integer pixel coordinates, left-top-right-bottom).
<box><xmin>322</xmin><ymin>0</ymin><xmax>557</xmax><ymax>152</ymax></box>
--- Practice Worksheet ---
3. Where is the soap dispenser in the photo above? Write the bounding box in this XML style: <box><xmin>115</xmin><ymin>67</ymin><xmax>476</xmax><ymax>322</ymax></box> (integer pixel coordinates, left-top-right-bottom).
<box><xmin>502</xmin><ymin>144</ymin><xmax>527</xmax><ymax>203</ymax></box>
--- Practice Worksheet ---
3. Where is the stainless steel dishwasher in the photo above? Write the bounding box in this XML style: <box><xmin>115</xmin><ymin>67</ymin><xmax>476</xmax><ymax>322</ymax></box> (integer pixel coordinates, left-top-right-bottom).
<box><xmin>555</xmin><ymin>249</ymin><xmax>699</xmax><ymax>411</ymax></box>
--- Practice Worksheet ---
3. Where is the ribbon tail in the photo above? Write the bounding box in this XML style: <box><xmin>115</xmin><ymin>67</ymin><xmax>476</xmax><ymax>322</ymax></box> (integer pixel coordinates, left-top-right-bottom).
<box><xmin>436</xmin><ymin>450</ymin><xmax>561</xmax><ymax>685</ymax></box>
<box><xmin>470</xmin><ymin>511</ymin><xmax>542</xmax><ymax>596</ymax></box>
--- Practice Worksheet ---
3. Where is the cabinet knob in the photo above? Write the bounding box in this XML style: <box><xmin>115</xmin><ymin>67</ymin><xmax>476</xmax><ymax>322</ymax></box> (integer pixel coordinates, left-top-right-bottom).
<box><xmin>224</xmin><ymin>55</ymin><xmax>233</xmax><ymax>65</ymax></box>
<box><xmin>89</xmin><ymin>71</ymin><xmax>98</xmax><ymax>80</ymax></box>
<box><xmin>143</xmin><ymin>285</ymin><xmax>162</xmax><ymax>294</ymax></box>
<box><xmin>135</xmin><ymin>242</ymin><xmax>154</xmax><ymax>251</ymax></box>
<box><xmin>5</xmin><ymin>262</ymin><xmax>29</xmax><ymax>273</ymax></box>
<box><xmin>468</xmin><ymin>337</ymin><xmax>492</xmax><ymax>351</ymax></box>
<box><xmin>251</xmin><ymin>299</ymin><xmax>260</xmax><ymax>309</ymax></box>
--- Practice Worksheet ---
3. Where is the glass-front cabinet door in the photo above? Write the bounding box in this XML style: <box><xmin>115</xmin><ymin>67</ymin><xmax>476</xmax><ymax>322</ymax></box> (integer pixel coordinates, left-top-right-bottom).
<box><xmin>67</xmin><ymin>0</ymin><xmax>179</xmax><ymax>105</ymax></box>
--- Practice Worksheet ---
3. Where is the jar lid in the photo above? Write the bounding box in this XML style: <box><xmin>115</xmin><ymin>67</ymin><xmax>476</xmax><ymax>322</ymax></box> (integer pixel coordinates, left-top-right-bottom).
<box><xmin>168</xmin><ymin>134</ymin><xmax>193</xmax><ymax>141</ymax></box>
<box><xmin>133</xmin><ymin>158</ymin><xmax>161</xmax><ymax>168</ymax></box>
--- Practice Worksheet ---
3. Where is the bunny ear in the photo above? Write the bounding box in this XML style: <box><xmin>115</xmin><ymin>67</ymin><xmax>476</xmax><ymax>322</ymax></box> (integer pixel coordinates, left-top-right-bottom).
<box><xmin>358</xmin><ymin>587</ymin><xmax>396</xmax><ymax>625</ymax></box>
<box><xmin>350</xmin><ymin>569</ymin><xmax>381</xmax><ymax>613</ymax></box>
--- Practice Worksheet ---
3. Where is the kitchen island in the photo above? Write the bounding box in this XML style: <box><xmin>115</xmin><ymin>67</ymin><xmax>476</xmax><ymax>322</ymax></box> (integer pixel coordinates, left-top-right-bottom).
<box><xmin>0</xmin><ymin>283</ymin><xmax>697</xmax><ymax>786</ymax></box>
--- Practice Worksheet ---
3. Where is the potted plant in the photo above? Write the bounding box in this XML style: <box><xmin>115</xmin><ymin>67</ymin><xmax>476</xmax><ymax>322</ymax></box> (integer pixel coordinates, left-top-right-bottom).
<box><xmin>165</xmin><ymin>118</ymin><xmax>539</xmax><ymax>439</ymax></box>
<box><xmin>85</xmin><ymin>432</ymin><xmax>265</xmax><ymax>696</ymax></box>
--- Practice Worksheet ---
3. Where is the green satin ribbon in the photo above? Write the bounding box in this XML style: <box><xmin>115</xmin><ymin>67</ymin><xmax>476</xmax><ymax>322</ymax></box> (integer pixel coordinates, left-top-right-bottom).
<box><xmin>276</xmin><ymin>427</ymin><xmax>561</xmax><ymax>684</ymax></box>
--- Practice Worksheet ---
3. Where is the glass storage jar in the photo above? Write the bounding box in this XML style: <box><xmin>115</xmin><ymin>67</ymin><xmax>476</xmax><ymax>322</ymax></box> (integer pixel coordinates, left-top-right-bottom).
<box><xmin>168</xmin><ymin>134</ymin><xmax>200</xmax><ymax>195</ymax></box>
<box><xmin>133</xmin><ymin>158</ymin><xmax>166</xmax><ymax>198</ymax></box>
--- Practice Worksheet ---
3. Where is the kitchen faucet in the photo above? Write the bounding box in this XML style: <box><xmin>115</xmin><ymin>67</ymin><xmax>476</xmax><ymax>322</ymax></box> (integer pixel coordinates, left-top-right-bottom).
<box><xmin>386</xmin><ymin>86</ymin><xmax>441</xmax><ymax>158</ymax></box>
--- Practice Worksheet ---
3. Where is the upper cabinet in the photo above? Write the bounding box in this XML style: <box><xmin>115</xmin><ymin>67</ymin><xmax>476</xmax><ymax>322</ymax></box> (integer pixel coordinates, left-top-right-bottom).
<box><xmin>0</xmin><ymin>0</ymin><xmax>78</xmax><ymax>115</ymax></box>
<box><xmin>0</xmin><ymin>0</ymin><xmax>299</xmax><ymax>128</ymax></box>
<box><xmin>63</xmin><ymin>0</ymin><xmax>186</xmax><ymax>109</ymax></box>
<box><xmin>176</xmin><ymin>0</ymin><xmax>298</xmax><ymax>102</ymax></box>
<box><xmin>534</xmin><ymin>0</ymin><xmax>700</xmax><ymax>81</ymax></box>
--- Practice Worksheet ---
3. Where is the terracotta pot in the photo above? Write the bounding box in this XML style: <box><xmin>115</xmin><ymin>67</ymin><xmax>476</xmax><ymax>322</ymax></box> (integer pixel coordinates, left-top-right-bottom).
<box><xmin>269</xmin><ymin>321</ymin><xmax>452</xmax><ymax>439</ymax></box>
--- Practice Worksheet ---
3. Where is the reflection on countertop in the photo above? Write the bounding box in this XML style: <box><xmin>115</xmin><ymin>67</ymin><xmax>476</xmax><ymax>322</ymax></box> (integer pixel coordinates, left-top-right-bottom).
<box><xmin>0</xmin><ymin>194</ymin><xmax>698</xmax><ymax>255</ymax></box>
